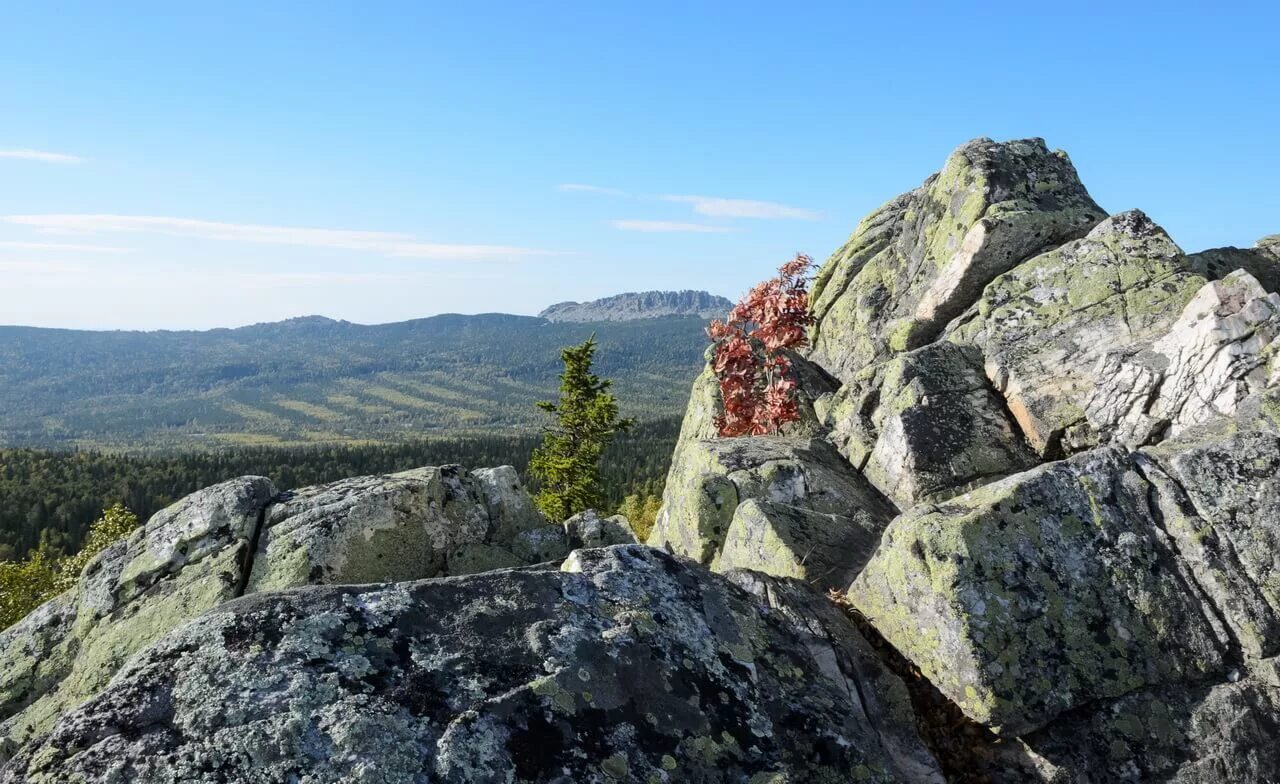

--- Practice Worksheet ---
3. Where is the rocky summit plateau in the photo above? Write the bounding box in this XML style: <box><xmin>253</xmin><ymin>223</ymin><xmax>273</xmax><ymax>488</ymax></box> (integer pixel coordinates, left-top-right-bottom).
<box><xmin>5</xmin><ymin>136</ymin><xmax>1280</xmax><ymax>783</ymax></box>
<box><xmin>538</xmin><ymin>290</ymin><xmax>733</xmax><ymax>322</ymax></box>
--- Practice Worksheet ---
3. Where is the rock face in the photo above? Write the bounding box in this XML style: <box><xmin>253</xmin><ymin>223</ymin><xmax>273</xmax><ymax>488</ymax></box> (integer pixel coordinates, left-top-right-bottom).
<box><xmin>809</xmin><ymin>137</ymin><xmax>1106</xmax><ymax>384</ymax></box>
<box><xmin>0</xmin><ymin>546</ymin><xmax>943</xmax><ymax>783</ymax></box>
<box><xmin>0</xmin><ymin>465</ymin><xmax>561</xmax><ymax>762</ymax></box>
<box><xmin>650</xmin><ymin>137</ymin><xmax>1280</xmax><ymax>781</ymax></box>
<box><xmin>820</xmin><ymin>341</ymin><xmax>1036</xmax><ymax>507</ymax></box>
<box><xmin>649</xmin><ymin>436</ymin><xmax>896</xmax><ymax>590</ymax></box>
<box><xmin>539</xmin><ymin>290</ymin><xmax>732</xmax><ymax>322</ymax></box>
<box><xmin>946</xmin><ymin>209</ymin><xmax>1208</xmax><ymax>456</ymax></box>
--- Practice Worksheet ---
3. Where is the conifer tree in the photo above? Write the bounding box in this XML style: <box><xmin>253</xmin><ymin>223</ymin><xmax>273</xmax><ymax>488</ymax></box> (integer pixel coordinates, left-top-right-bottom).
<box><xmin>531</xmin><ymin>336</ymin><xmax>635</xmax><ymax>521</ymax></box>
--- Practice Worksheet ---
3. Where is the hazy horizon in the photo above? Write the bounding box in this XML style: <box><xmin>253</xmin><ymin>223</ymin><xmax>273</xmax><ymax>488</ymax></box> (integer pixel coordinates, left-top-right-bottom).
<box><xmin>0</xmin><ymin>288</ymin><xmax>735</xmax><ymax>333</ymax></box>
<box><xmin>3</xmin><ymin>2</ymin><xmax>1277</xmax><ymax>330</ymax></box>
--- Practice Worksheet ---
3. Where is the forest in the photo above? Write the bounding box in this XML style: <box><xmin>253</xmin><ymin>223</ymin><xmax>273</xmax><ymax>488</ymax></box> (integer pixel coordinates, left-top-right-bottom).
<box><xmin>0</xmin><ymin>417</ymin><xmax>678</xmax><ymax>560</ymax></box>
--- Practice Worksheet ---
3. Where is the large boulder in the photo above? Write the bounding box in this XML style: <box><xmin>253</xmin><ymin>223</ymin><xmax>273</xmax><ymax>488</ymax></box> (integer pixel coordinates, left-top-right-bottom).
<box><xmin>247</xmin><ymin>465</ymin><xmax>563</xmax><ymax>593</ymax></box>
<box><xmin>1004</xmin><ymin>655</ymin><xmax>1280</xmax><ymax>782</ymax></box>
<box><xmin>820</xmin><ymin>341</ymin><xmax>1037</xmax><ymax>507</ymax></box>
<box><xmin>947</xmin><ymin>210</ymin><xmax>1207</xmax><ymax>456</ymax></box>
<box><xmin>1084</xmin><ymin>270</ymin><xmax>1280</xmax><ymax>447</ymax></box>
<box><xmin>649</xmin><ymin>436</ymin><xmax>896</xmax><ymax>589</ymax></box>
<box><xmin>562</xmin><ymin>509</ymin><xmax>637</xmax><ymax>549</ymax></box>
<box><xmin>0</xmin><ymin>477</ymin><xmax>278</xmax><ymax>758</ymax></box>
<box><xmin>1</xmin><ymin>466</ymin><xmax>560</xmax><ymax>763</ymax></box>
<box><xmin>0</xmin><ymin>546</ymin><xmax>944</xmax><ymax>784</ymax></box>
<box><xmin>1186</xmin><ymin>233</ymin><xmax>1280</xmax><ymax>293</ymax></box>
<box><xmin>809</xmin><ymin>137</ymin><xmax>1105</xmax><ymax>383</ymax></box>
<box><xmin>847</xmin><ymin>447</ymin><xmax>1229</xmax><ymax>735</ymax></box>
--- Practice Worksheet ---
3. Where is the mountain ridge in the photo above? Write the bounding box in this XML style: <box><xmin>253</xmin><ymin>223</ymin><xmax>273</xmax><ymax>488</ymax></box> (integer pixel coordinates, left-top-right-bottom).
<box><xmin>538</xmin><ymin>289</ymin><xmax>731</xmax><ymax>323</ymax></box>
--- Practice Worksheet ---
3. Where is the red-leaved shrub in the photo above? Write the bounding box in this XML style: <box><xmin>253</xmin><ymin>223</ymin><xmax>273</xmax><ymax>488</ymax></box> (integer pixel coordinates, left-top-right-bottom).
<box><xmin>708</xmin><ymin>254</ymin><xmax>815</xmax><ymax>437</ymax></box>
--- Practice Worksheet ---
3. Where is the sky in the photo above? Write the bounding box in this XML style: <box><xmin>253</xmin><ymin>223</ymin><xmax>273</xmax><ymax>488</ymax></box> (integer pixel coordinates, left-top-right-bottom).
<box><xmin>2</xmin><ymin>1</ymin><xmax>1277</xmax><ymax>331</ymax></box>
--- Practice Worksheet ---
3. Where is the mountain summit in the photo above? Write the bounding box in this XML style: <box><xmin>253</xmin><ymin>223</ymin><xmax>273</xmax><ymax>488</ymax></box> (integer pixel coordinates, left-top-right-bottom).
<box><xmin>538</xmin><ymin>290</ymin><xmax>731</xmax><ymax>322</ymax></box>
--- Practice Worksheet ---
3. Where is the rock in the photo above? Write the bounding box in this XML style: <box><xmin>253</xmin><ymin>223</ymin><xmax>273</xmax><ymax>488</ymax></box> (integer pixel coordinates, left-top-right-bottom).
<box><xmin>1008</xmin><ymin>655</ymin><xmax>1280</xmax><ymax>782</ymax></box>
<box><xmin>246</xmin><ymin>466</ymin><xmax>557</xmax><ymax>593</ymax></box>
<box><xmin>948</xmin><ymin>210</ymin><xmax>1207</xmax><ymax>456</ymax></box>
<box><xmin>809</xmin><ymin>137</ymin><xmax>1106</xmax><ymax>383</ymax></box>
<box><xmin>2</xmin><ymin>468</ymin><xmax>558</xmax><ymax>763</ymax></box>
<box><xmin>821</xmin><ymin>341</ymin><xmax>1037</xmax><ymax>507</ymax></box>
<box><xmin>715</xmin><ymin>499</ymin><xmax>882</xmax><ymax>589</ymax></box>
<box><xmin>1084</xmin><ymin>270</ymin><xmax>1280</xmax><ymax>446</ymax></box>
<box><xmin>1187</xmin><ymin>233</ymin><xmax>1280</xmax><ymax>292</ymax></box>
<box><xmin>562</xmin><ymin>509</ymin><xmax>637</xmax><ymax>548</ymax></box>
<box><xmin>470</xmin><ymin>465</ymin><xmax>548</xmax><ymax>544</ymax></box>
<box><xmin>649</xmin><ymin>436</ymin><xmax>896</xmax><ymax>588</ymax></box>
<box><xmin>847</xmin><ymin>447</ymin><xmax>1229</xmax><ymax>735</ymax></box>
<box><xmin>1139</xmin><ymin>425</ymin><xmax>1280</xmax><ymax>658</ymax></box>
<box><xmin>0</xmin><ymin>477</ymin><xmax>277</xmax><ymax>758</ymax></box>
<box><xmin>0</xmin><ymin>546</ymin><xmax>944</xmax><ymax>783</ymax></box>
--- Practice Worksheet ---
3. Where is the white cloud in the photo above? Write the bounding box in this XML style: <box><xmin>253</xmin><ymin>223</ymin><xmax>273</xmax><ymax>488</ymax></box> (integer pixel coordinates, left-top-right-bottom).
<box><xmin>0</xmin><ymin>241</ymin><xmax>131</xmax><ymax>254</ymax></box>
<box><xmin>610</xmin><ymin>219</ymin><xmax>735</xmax><ymax>234</ymax></box>
<box><xmin>557</xmin><ymin>183</ymin><xmax>629</xmax><ymax>197</ymax></box>
<box><xmin>1</xmin><ymin>214</ymin><xmax>552</xmax><ymax>261</ymax></box>
<box><xmin>0</xmin><ymin>149</ymin><xmax>85</xmax><ymax>164</ymax></box>
<box><xmin>660</xmin><ymin>195</ymin><xmax>820</xmax><ymax>221</ymax></box>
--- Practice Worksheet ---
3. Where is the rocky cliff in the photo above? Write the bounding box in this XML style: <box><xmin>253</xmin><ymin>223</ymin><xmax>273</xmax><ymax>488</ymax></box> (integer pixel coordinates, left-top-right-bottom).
<box><xmin>650</xmin><ymin>137</ymin><xmax>1280</xmax><ymax>781</ymax></box>
<box><xmin>539</xmin><ymin>290</ymin><xmax>732</xmax><ymax>322</ymax></box>
<box><xmin>4</xmin><ymin>137</ymin><xmax>1280</xmax><ymax>783</ymax></box>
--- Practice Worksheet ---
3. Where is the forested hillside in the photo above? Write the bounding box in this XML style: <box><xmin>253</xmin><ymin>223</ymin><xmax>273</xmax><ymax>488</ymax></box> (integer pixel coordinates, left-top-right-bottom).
<box><xmin>0</xmin><ymin>313</ymin><xmax>709</xmax><ymax>450</ymax></box>
<box><xmin>0</xmin><ymin>418</ymin><xmax>678</xmax><ymax>559</ymax></box>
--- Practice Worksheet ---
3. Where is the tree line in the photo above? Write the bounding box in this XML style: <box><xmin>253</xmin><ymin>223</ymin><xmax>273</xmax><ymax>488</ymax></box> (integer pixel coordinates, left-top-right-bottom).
<box><xmin>0</xmin><ymin>418</ymin><xmax>677</xmax><ymax>561</ymax></box>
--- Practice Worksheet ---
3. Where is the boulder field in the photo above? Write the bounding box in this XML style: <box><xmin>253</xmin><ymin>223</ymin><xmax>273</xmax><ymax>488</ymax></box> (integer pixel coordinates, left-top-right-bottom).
<box><xmin>5</xmin><ymin>137</ymin><xmax>1280</xmax><ymax>782</ymax></box>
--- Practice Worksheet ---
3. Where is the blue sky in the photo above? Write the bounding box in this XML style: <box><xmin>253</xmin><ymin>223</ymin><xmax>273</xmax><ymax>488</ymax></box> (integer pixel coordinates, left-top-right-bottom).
<box><xmin>2</xmin><ymin>1</ymin><xmax>1277</xmax><ymax>330</ymax></box>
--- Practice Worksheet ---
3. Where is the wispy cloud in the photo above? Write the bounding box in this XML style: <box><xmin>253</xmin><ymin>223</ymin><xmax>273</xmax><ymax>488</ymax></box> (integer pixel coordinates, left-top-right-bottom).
<box><xmin>2</xmin><ymin>214</ymin><xmax>552</xmax><ymax>261</ymax></box>
<box><xmin>610</xmin><ymin>219</ymin><xmax>735</xmax><ymax>234</ymax></box>
<box><xmin>0</xmin><ymin>149</ymin><xmax>85</xmax><ymax>164</ymax></box>
<box><xmin>557</xmin><ymin>183</ymin><xmax>630</xmax><ymax>197</ymax></box>
<box><xmin>660</xmin><ymin>195</ymin><xmax>820</xmax><ymax>221</ymax></box>
<box><xmin>0</xmin><ymin>241</ymin><xmax>131</xmax><ymax>254</ymax></box>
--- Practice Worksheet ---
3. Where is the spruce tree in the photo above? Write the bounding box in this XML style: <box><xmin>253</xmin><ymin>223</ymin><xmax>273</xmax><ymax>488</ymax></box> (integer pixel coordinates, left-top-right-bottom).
<box><xmin>531</xmin><ymin>336</ymin><xmax>635</xmax><ymax>521</ymax></box>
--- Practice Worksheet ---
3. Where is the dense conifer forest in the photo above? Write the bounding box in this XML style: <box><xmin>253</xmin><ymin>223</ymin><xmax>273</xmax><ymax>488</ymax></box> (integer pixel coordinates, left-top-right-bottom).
<box><xmin>0</xmin><ymin>418</ymin><xmax>678</xmax><ymax>560</ymax></box>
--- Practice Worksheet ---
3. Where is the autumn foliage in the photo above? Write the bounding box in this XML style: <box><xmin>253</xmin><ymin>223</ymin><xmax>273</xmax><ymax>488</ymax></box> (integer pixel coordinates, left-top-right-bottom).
<box><xmin>708</xmin><ymin>254</ymin><xmax>815</xmax><ymax>437</ymax></box>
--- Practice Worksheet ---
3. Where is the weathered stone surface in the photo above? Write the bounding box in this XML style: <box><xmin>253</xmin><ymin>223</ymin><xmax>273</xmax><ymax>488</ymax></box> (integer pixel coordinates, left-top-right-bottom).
<box><xmin>246</xmin><ymin>466</ymin><xmax>558</xmax><ymax>592</ymax></box>
<box><xmin>563</xmin><ymin>509</ymin><xmax>637</xmax><ymax>549</ymax></box>
<box><xmin>716</xmin><ymin>499</ymin><xmax>882</xmax><ymax>590</ymax></box>
<box><xmin>1005</xmin><ymin>656</ymin><xmax>1280</xmax><ymax>783</ymax></box>
<box><xmin>948</xmin><ymin>210</ymin><xmax>1207</xmax><ymax>456</ymax></box>
<box><xmin>649</xmin><ymin>436</ymin><xmax>897</xmax><ymax>585</ymax></box>
<box><xmin>0</xmin><ymin>478</ymin><xmax>277</xmax><ymax>759</ymax></box>
<box><xmin>0</xmin><ymin>546</ymin><xmax>944</xmax><ymax>783</ymax></box>
<box><xmin>1085</xmin><ymin>270</ymin><xmax>1280</xmax><ymax>446</ymax></box>
<box><xmin>2</xmin><ymin>468</ymin><xmax>560</xmax><ymax>763</ymax></box>
<box><xmin>471</xmin><ymin>465</ymin><xmax>548</xmax><ymax>544</ymax></box>
<box><xmin>809</xmin><ymin>137</ymin><xmax>1105</xmax><ymax>383</ymax></box>
<box><xmin>0</xmin><ymin>594</ymin><xmax>77</xmax><ymax>730</ymax></box>
<box><xmin>848</xmin><ymin>447</ymin><xmax>1229</xmax><ymax>734</ymax></box>
<box><xmin>1187</xmin><ymin>234</ymin><xmax>1280</xmax><ymax>293</ymax></box>
<box><xmin>821</xmin><ymin>341</ymin><xmax>1036</xmax><ymax>507</ymax></box>
<box><xmin>1139</xmin><ymin>425</ymin><xmax>1280</xmax><ymax>658</ymax></box>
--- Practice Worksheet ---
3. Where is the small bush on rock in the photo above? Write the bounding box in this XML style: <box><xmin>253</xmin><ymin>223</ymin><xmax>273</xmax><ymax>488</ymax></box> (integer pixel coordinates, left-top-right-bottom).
<box><xmin>708</xmin><ymin>254</ymin><xmax>815</xmax><ymax>436</ymax></box>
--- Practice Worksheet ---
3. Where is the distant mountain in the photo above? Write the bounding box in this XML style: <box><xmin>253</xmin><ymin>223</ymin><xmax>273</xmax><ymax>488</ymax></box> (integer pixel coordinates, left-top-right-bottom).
<box><xmin>539</xmin><ymin>290</ymin><xmax>732</xmax><ymax>323</ymax></box>
<box><xmin>0</xmin><ymin>307</ymin><xmax>714</xmax><ymax>451</ymax></box>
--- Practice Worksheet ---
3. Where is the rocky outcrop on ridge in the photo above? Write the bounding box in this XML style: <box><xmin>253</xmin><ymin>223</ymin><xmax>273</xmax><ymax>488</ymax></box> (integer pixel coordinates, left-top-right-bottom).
<box><xmin>0</xmin><ymin>546</ymin><xmax>943</xmax><ymax>783</ymax></box>
<box><xmin>651</xmin><ymin>136</ymin><xmax>1280</xmax><ymax>781</ymax></box>
<box><xmin>539</xmin><ymin>290</ymin><xmax>733</xmax><ymax>322</ymax></box>
<box><xmin>0</xmin><ymin>465</ymin><xmax>568</xmax><ymax>762</ymax></box>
